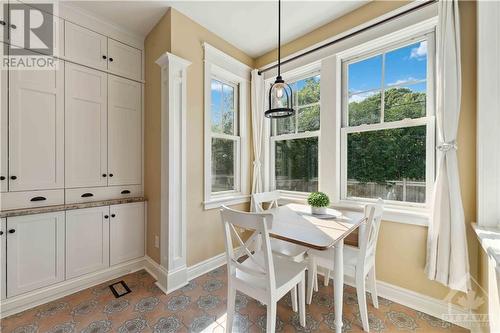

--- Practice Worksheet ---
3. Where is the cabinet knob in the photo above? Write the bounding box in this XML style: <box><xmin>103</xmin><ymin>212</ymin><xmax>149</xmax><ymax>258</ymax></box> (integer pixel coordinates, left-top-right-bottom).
<box><xmin>0</xmin><ymin>176</ymin><xmax>5</xmax><ymax>180</ymax></box>
<box><xmin>10</xmin><ymin>176</ymin><xmax>17</xmax><ymax>180</ymax></box>
<box><xmin>102</xmin><ymin>55</ymin><xmax>107</xmax><ymax>59</ymax></box>
<box><xmin>109</xmin><ymin>173</ymin><xmax>113</xmax><ymax>177</ymax></box>
<box><xmin>102</xmin><ymin>174</ymin><xmax>107</xmax><ymax>177</ymax></box>
<box><xmin>111</xmin><ymin>214</ymin><xmax>116</xmax><ymax>218</ymax></box>
<box><xmin>104</xmin><ymin>215</ymin><xmax>109</xmax><ymax>219</ymax></box>
<box><xmin>0</xmin><ymin>20</ymin><xmax>6</xmax><ymax>26</ymax></box>
<box><xmin>10</xmin><ymin>24</ymin><xmax>16</xmax><ymax>29</ymax></box>
<box><xmin>0</xmin><ymin>231</ymin><xmax>3</xmax><ymax>236</ymax></box>
<box><xmin>8</xmin><ymin>229</ymin><xmax>15</xmax><ymax>234</ymax></box>
<box><xmin>109</xmin><ymin>57</ymin><xmax>113</xmax><ymax>62</ymax></box>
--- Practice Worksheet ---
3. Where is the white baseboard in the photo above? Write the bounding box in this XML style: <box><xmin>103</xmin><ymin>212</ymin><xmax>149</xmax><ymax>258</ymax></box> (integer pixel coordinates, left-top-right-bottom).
<box><xmin>187</xmin><ymin>251</ymin><xmax>227</xmax><ymax>281</ymax></box>
<box><xmin>0</xmin><ymin>257</ymin><xmax>146</xmax><ymax>318</ymax></box>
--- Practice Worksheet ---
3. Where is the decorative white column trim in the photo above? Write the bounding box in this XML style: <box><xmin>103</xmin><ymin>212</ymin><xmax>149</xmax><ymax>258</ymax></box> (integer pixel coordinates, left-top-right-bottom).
<box><xmin>156</xmin><ymin>52</ymin><xmax>191</xmax><ymax>293</ymax></box>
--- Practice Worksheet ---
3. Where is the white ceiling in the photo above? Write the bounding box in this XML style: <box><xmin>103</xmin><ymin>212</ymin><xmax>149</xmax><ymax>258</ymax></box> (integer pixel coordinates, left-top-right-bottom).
<box><xmin>66</xmin><ymin>1</ymin><xmax>369</xmax><ymax>57</ymax></box>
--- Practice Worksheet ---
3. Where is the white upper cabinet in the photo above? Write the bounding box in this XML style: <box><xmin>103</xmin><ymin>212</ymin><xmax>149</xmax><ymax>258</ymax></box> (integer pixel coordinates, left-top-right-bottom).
<box><xmin>66</xmin><ymin>206</ymin><xmax>110</xmax><ymax>279</ymax></box>
<box><xmin>65</xmin><ymin>21</ymin><xmax>107</xmax><ymax>70</ymax></box>
<box><xmin>8</xmin><ymin>57</ymin><xmax>64</xmax><ymax>191</ymax></box>
<box><xmin>65</xmin><ymin>63</ymin><xmax>108</xmax><ymax>188</ymax></box>
<box><xmin>108</xmin><ymin>39</ymin><xmax>142</xmax><ymax>81</ymax></box>
<box><xmin>0</xmin><ymin>2</ymin><xmax>6</xmax><ymax>44</ymax></box>
<box><xmin>108</xmin><ymin>75</ymin><xmax>142</xmax><ymax>186</ymax></box>
<box><xmin>110</xmin><ymin>202</ymin><xmax>144</xmax><ymax>266</ymax></box>
<box><xmin>6</xmin><ymin>212</ymin><xmax>65</xmax><ymax>297</ymax></box>
<box><xmin>1</xmin><ymin>53</ymin><xmax>7</xmax><ymax>192</ymax></box>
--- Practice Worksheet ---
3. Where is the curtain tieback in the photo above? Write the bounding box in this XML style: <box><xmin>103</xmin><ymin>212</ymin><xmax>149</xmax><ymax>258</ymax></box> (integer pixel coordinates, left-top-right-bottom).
<box><xmin>437</xmin><ymin>141</ymin><xmax>458</xmax><ymax>153</ymax></box>
<box><xmin>253</xmin><ymin>161</ymin><xmax>261</xmax><ymax>168</ymax></box>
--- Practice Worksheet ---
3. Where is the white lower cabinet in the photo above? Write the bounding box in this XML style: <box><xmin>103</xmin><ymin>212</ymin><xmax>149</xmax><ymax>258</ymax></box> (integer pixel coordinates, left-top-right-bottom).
<box><xmin>110</xmin><ymin>202</ymin><xmax>145</xmax><ymax>266</ymax></box>
<box><xmin>1</xmin><ymin>218</ymin><xmax>6</xmax><ymax>300</ymax></box>
<box><xmin>6</xmin><ymin>212</ymin><xmax>65</xmax><ymax>298</ymax></box>
<box><xmin>66</xmin><ymin>206</ymin><xmax>110</xmax><ymax>279</ymax></box>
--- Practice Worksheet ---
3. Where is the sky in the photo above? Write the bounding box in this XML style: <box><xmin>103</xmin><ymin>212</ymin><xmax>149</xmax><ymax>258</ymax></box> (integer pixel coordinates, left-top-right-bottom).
<box><xmin>348</xmin><ymin>41</ymin><xmax>428</xmax><ymax>102</ymax></box>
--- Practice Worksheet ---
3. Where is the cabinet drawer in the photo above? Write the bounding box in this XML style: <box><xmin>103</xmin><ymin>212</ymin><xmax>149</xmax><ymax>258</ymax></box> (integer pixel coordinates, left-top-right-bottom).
<box><xmin>0</xmin><ymin>190</ymin><xmax>64</xmax><ymax>211</ymax></box>
<box><xmin>65</xmin><ymin>185</ymin><xmax>143</xmax><ymax>204</ymax></box>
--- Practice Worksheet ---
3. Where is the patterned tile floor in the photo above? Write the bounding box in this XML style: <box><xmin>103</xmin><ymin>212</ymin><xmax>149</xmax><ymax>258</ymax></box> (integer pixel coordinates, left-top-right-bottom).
<box><xmin>1</xmin><ymin>266</ymin><xmax>468</xmax><ymax>332</ymax></box>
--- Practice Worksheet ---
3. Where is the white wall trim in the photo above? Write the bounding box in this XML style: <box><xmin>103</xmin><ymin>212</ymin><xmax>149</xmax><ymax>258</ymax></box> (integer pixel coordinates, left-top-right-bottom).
<box><xmin>156</xmin><ymin>52</ymin><xmax>191</xmax><ymax>294</ymax></box>
<box><xmin>203</xmin><ymin>42</ymin><xmax>251</xmax><ymax>81</ymax></box>
<box><xmin>187</xmin><ymin>251</ymin><xmax>227</xmax><ymax>281</ymax></box>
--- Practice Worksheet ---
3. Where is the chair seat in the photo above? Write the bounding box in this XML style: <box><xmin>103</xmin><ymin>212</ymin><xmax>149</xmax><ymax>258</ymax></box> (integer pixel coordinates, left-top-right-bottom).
<box><xmin>270</xmin><ymin>238</ymin><xmax>308</xmax><ymax>261</ymax></box>
<box><xmin>236</xmin><ymin>251</ymin><xmax>307</xmax><ymax>295</ymax></box>
<box><xmin>309</xmin><ymin>245</ymin><xmax>359</xmax><ymax>270</ymax></box>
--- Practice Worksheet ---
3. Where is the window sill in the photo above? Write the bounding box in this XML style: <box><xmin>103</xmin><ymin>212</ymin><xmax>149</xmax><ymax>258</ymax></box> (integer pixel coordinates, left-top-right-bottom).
<box><xmin>204</xmin><ymin>194</ymin><xmax>250</xmax><ymax>210</ymax></box>
<box><xmin>278</xmin><ymin>193</ymin><xmax>429</xmax><ymax>226</ymax></box>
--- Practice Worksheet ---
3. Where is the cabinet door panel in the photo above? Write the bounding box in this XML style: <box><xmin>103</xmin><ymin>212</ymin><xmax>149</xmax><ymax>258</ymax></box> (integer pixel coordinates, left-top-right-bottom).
<box><xmin>0</xmin><ymin>2</ymin><xmax>6</xmax><ymax>44</ymax></box>
<box><xmin>9</xmin><ymin>59</ymin><xmax>64</xmax><ymax>191</ymax></box>
<box><xmin>110</xmin><ymin>202</ymin><xmax>144</xmax><ymax>266</ymax></box>
<box><xmin>65</xmin><ymin>63</ymin><xmax>108</xmax><ymax>188</ymax></box>
<box><xmin>66</xmin><ymin>206</ymin><xmax>109</xmax><ymax>279</ymax></box>
<box><xmin>65</xmin><ymin>21</ymin><xmax>107</xmax><ymax>70</ymax></box>
<box><xmin>107</xmin><ymin>39</ymin><xmax>141</xmax><ymax>81</ymax></box>
<box><xmin>7</xmin><ymin>212</ymin><xmax>65</xmax><ymax>298</ymax></box>
<box><xmin>1</xmin><ymin>51</ymin><xmax>7</xmax><ymax>192</ymax></box>
<box><xmin>108</xmin><ymin>76</ymin><xmax>142</xmax><ymax>186</ymax></box>
<box><xmin>1</xmin><ymin>218</ymin><xmax>5</xmax><ymax>300</ymax></box>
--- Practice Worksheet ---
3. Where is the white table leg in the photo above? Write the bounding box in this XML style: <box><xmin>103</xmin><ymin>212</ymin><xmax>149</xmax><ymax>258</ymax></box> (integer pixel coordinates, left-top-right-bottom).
<box><xmin>333</xmin><ymin>239</ymin><xmax>344</xmax><ymax>333</ymax></box>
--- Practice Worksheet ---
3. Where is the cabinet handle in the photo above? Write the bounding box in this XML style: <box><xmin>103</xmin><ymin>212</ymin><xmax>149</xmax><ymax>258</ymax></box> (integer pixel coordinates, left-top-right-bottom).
<box><xmin>10</xmin><ymin>176</ymin><xmax>17</xmax><ymax>180</ymax></box>
<box><xmin>121</xmin><ymin>190</ymin><xmax>130</xmax><ymax>195</ymax></box>
<box><xmin>102</xmin><ymin>173</ymin><xmax>107</xmax><ymax>177</ymax></box>
<box><xmin>0</xmin><ymin>231</ymin><xmax>3</xmax><ymax>236</ymax></box>
<box><xmin>0</xmin><ymin>176</ymin><xmax>5</xmax><ymax>180</ymax></box>
<box><xmin>102</xmin><ymin>55</ymin><xmax>107</xmax><ymax>59</ymax></box>
<box><xmin>30</xmin><ymin>196</ymin><xmax>47</xmax><ymax>202</ymax></box>
<box><xmin>8</xmin><ymin>229</ymin><xmax>15</xmax><ymax>234</ymax></box>
<box><xmin>104</xmin><ymin>215</ymin><xmax>109</xmax><ymax>219</ymax></box>
<box><xmin>0</xmin><ymin>20</ymin><xmax>6</xmax><ymax>26</ymax></box>
<box><xmin>109</xmin><ymin>57</ymin><xmax>113</xmax><ymax>62</ymax></box>
<box><xmin>81</xmin><ymin>193</ymin><xmax>94</xmax><ymax>198</ymax></box>
<box><xmin>111</xmin><ymin>214</ymin><xmax>116</xmax><ymax>218</ymax></box>
<box><xmin>10</xmin><ymin>24</ymin><xmax>16</xmax><ymax>29</ymax></box>
<box><xmin>109</xmin><ymin>173</ymin><xmax>113</xmax><ymax>177</ymax></box>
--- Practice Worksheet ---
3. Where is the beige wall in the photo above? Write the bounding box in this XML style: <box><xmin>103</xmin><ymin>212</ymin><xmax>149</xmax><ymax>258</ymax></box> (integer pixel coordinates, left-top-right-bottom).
<box><xmin>254</xmin><ymin>0</ymin><xmax>478</xmax><ymax>301</ymax></box>
<box><xmin>144</xmin><ymin>8</ymin><xmax>254</xmax><ymax>266</ymax></box>
<box><xmin>144</xmin><ymin>9</ymin><xmax>172</xmax><ymax>263</ymax></box>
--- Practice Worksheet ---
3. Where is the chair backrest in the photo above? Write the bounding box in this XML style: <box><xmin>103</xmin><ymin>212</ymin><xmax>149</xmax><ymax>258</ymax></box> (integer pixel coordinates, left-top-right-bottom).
<box><xmin>220</xmin><ymin>205</ymin><xmax>276</xmax><ymax>291</ymax></box>
<box><xmin>252</xmin><ymin>191</ymin><xmax>281</xmax><ymax>212</ymax></box>
<box><xmin>358</xmin><ymin>198</ymin><xmax>384</xmax><ymax>269</ymax></box>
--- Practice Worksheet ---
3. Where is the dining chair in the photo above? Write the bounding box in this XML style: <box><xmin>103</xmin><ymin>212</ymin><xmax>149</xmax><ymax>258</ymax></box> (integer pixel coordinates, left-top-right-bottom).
<box><xmin>252</xmin><ymin>191</ymin><xmax>309</xmax><ymax>311</ymax></box>
<box><xmin>307</xmin><ymin>198</ymin><xmax>384</xmax><ymax>332</ymax></box>
<box><xmin>220</xmin><ymin>206</ymin><xmax>306</xmax><ymax>332</ymax></box>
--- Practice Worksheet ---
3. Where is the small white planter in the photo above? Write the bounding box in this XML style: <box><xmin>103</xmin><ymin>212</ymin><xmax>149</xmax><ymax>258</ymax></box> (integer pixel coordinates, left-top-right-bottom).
<box><xmin>311</xmin><ymin>206</ymin><xmax>327</xmax><ymax>215</ymax></box>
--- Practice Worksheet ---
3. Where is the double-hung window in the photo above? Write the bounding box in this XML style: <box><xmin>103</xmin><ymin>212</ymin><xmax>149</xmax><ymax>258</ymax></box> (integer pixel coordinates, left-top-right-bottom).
<box><xmin>341</xmin><ymin>33</ymin><xmax>435</xmax><ymax>206</ymax></box>
<box><xmin>270</xmin><ymin>72</ymin><xmax>321</xmax><ymax>194</ymax></box>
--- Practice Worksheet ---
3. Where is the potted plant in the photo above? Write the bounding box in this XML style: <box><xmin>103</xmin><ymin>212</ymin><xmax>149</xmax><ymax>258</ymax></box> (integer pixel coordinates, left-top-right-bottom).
<box><xmin>307</xmin><ymin>192</ymin><xmax>330</xmax><ymax>215</ymax></box>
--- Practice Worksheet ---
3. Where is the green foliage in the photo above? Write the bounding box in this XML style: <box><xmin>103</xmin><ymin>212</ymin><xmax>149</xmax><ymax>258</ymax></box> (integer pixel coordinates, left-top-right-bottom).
<box><xmin>307</xmin><ymin>192</ymin><xmax>330</xmax><ymax>207</ymax></box>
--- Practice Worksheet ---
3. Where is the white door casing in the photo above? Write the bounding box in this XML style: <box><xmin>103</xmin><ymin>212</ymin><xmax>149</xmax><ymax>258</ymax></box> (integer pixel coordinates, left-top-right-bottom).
<box><xmin>65</xmin><ymin>206</ymin><xmax>110</xmax><ymax>279</ymax></box>
<box><xmin>6</xmin><ymin>212</ymin><xmax>65</xmax><ymax>298</ymax></box>
<box><xmin>109</xmin><ymin>202</ymin><xmax>144</xmax><ymax>266</ymax></box>
<box><xmin>8</xmin><ymin>58</ymin><xmax>64</xmax><ymax>191</ymax></box>
<box><xmin>65</xmin><ymin>63</ymin><xmax>108</xmax><ymax>188</ymax></box>
<box><xmin>108</xmin><ymin>75</ymin><xmax>142</xmax><ymax>186</ymax></box>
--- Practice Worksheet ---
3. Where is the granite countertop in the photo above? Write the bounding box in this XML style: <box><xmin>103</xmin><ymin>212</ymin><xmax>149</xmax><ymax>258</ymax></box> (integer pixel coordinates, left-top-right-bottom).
<box><xmin>0</xmin><ymin>197</ymin><xmax>146</xmax><ymax>218</ymax></box>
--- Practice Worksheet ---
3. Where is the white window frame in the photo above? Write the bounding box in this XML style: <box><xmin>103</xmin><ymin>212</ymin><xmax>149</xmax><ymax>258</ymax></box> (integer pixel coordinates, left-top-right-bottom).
<box><xmin>339</xmin><ymin>31</ymin><xmax>436</xmax><ymax>210</ymax></box>
<box><xmin>203</xmin><ymin>43</ymin><xmax>250</xmax><ymax>209</ymax></box>
<box><xmin>268</xmin><ymin>64</ymin><xmax>321</xmax><ymax>199</ymax></box>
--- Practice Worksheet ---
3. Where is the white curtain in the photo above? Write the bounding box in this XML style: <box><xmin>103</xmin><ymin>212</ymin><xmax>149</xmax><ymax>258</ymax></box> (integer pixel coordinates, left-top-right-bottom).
<box><xmin>425</xmin><ymin>0</ymin><xmax>470</xmax><ymax>292</ymax></box>
<box><xmin>250</xmin><ymin>69</ymin><xmax>265</xmax><ymax>210</ymax></box>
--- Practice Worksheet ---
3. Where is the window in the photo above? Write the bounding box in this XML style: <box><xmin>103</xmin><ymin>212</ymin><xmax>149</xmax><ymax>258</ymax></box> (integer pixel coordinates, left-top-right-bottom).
<box><xmin>271</xmin><ymin>73</ymin><xmax>320</xmax><ymax>193</ymax></box>
<box><xmin>204</xmin><ymin>43</ymin><xmax>250</xmax><ymax>209</ymax></box>
<box><xmin>341</xmin><ymin>34</ymin><xmax>435</xmax><ymax>206</ymax></box>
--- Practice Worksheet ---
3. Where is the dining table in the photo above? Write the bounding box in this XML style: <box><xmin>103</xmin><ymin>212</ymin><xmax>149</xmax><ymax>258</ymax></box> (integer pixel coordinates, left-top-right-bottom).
<box><xmin>266</xmin><ymin>203</ymin><xmax>366</xmax><ymax>333</ymax></box>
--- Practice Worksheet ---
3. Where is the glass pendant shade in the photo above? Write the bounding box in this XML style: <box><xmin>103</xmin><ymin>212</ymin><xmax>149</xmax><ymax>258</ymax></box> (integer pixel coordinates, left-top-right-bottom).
<box><xmin>266</xmin><ymin>76</ymin><xmax>294</xmax><ymax>118</ymax></box>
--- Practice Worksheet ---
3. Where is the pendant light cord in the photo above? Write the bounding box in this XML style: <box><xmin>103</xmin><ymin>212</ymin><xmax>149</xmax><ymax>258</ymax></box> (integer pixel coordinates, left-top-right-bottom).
<box><xmin>277</xmin><ymin>0</ymin><xmax>281</xmax><ymax>77</ymax></box>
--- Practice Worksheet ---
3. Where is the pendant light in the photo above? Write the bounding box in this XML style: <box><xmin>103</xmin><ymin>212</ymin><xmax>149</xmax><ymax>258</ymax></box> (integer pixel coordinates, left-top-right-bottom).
<box><xmin>265</xmin><ymin>0</ymin><xmax>295</xmax><ymax>119</ymax></box>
